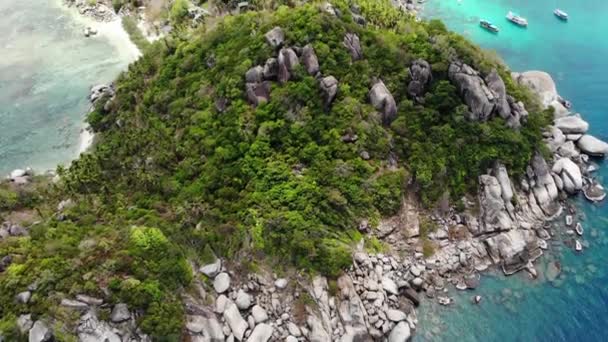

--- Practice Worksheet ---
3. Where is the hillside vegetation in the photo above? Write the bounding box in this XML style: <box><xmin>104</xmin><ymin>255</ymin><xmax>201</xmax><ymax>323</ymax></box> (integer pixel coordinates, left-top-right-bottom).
<box><xmin>0</xmin><ymin>0</ymin><xmax>551</xmax><ymax>338</ymax></box>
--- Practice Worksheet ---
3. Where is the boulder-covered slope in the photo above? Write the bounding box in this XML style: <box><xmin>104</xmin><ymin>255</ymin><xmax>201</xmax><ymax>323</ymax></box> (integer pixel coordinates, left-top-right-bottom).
<box><xmin>0</xmin><ymin>1</ymin><xmax>554</xmax><ymax>339</ymax></box>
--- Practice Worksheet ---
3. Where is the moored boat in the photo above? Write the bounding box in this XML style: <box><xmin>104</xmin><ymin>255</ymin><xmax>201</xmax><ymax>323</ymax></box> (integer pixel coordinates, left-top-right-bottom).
<box><xmin>480</xmin><ymin>19</ymin><xmax>499</xmax><ymax>33</ymax></box>
<box><xmin>554</xmin><ymin>8</ymin><xmax>569</xmax><ymax>20</ymax></box>
<box><xmin>506</xmin><ymin>11</ymin><xmax>528</xmax><ymax>27</ymax></box>
<box><xmin>575</xmin><ymin>222</ymin><xmax>583</xmax><ymax>236</ymax></box>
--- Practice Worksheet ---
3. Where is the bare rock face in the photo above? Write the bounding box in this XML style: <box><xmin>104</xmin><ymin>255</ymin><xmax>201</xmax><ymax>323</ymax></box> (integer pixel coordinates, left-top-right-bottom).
<box><xmin>577</xmin><ymin>134</ymin><xmax>608</xmax><ymax>156</ymax></box>
<box><xmin>448</xmin><ymin>62</ymin><xmax>496</xmax><ymax>121</ymax></box>
<box><xmin>528</xmin><ymin>151</ymin><xmax>560</xmax><ymax>216</ymax></box>
<box><xmin>278</xmin><ymin>48</ymin><xmax>299</xmax><ymax>84</ymax></box>
<box><xmin>245</xmin><ymin>66</ymin><xmax>264</xmax><ymax>84</ymax></box>
<box><xmin>319</xmin><ymin>76</ymin><xmax>338</xmax><ymax>106</ymax></box>
<box><xmin>343</xmin><ymin>33</ymin><xmax>362</xmax><ymax>61</ymax></box>
<box><xmin>478</xmin><ymin>175</ymin><xmax>514</xmax><ymax>235</ymax></box>
<box><xmin>512</xmin><ymin>70</ymin><xmax>567</xmax><ymax>115</ymax></box>
<box><xmin>301</xmin><ymin>44</ymin><xmax>320</xmax><ymax>76</ymax></box>
<box><xmin>246</xmin><ymin>82</ymin><xmax>271</xmax><ymax>106</ymax></box>
<box><xmin>369</xmin><ymin>80</ymin><xmax>397</xmax><ymax>125</ymax></box>
<box><xmin>484</xmin><ymin>229</ymin><xmax>542</xmax><ymax>275</ymax></box>
<box><xmin>262</xmin><ymin>58</ymin><xmax>279</xmax><ymax>80</ymax></box>
<box><xmin>554</xmin><ymin>115</ymin><xmax>589</xmax><ymax>134</ymax></box>
<box><xmin>449</xmin><ymin>63</ymin><xmax>528</xmax><ymax>128</ymax></box>
<box><xmin>264</xmin><ymin>27</ymin><xmax>285</xmax><ymax>48</ymax></box>
<box><xmin>552</xmin><ymin>158</ymin><xmax>583</xmax><ymax>194</ymax></box>
<box><xmin>407</xmin><ymin>59</ymin><xmax>432</xmax><ymax>101</ymax></box>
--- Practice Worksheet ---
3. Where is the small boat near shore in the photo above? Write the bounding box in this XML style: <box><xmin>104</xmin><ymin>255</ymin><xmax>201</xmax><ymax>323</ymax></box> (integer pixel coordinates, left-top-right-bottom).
<box><xmin>506</xmin><ymin>11</ymin><xmax>528</xmax><ymax>27</ymax></box>
<box><xmin>480</xmin><ymin>20</ymin><xmax>499</xmax><ymax>33</ymax></box>
<box><xmin>554</xmin><ymin>8</ymin><xmax>569</xmax><ymax>21</ymax></box>
<box><xmin>575</xmin><ymin>222</ymin><xmax>584</xmax><ymax>236</ymax></box>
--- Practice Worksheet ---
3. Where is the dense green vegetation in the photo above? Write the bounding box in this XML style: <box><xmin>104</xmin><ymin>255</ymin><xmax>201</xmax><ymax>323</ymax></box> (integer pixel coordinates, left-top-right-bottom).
<box><xmin>0</xmin><ymin>0</ymin><xmax>552</xmax><ymax>338</ymax></box>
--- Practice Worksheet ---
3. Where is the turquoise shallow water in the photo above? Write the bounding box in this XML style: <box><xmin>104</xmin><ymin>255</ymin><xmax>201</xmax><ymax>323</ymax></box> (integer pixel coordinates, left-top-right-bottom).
<box><xmin>0</xmin><ymin>0</ymin><xmax>132</xmax><ymax>175</ymax></box>
<box><xmin>418</xmin><ymin>1</ymin><xmax>608</xmax><ymax>341</ymax></box>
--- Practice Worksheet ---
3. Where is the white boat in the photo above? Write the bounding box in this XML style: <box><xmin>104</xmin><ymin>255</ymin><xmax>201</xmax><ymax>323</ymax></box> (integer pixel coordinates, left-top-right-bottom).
<box><xmin>554</xmin><ymin>8</ymin><xmax>568</xmax><ymax>20</ymax></box>
<box><xmin>506</xmin><ymin>11</ymin><xmax>528</xmax><ymax>27</ymax></box>
<box><xmin>575</xmin><ymin>222</ymin><xmax>583</xmax><ymax>236</ymax></box>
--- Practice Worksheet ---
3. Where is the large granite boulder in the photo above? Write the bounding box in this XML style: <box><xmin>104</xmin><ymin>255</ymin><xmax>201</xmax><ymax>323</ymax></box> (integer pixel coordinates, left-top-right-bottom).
<box><xmin>29</xmin><ymin>321</ymin><xmax>53</xmax><ymax>342</ymax></box>
<box><xmin>484</xmin><ymin>229</ymin><xmax>541</xmax><ymax>275</ymax></box>
<box><xmin>278</xmin><ymin>48</ymin><xmax>299</xmax><ymax>84</ymax></box>
<box><xmin>552</xmin><ymin>158</ymin><xmax>583</xmax><ymax>194</ymax></box>
<box><xmin>388</xmin><ymin>322</ymin><xmax>411</xmax><ymax>342</ymax></box>
<box><xmin>301</xmin><ymin>44</ymin><xmax>320</xmax><ymax>76</ymax></box>
<box><xmin>485</xmin><ymin>69</ymin><xmax>511</xmax><ymax>119</ymax></box>
<box><xmin>554</xmin><ymin>115</ymin><xmax>589</xmax><ymax>134</ymax></box>
<box><xmin>528</xmin><ymin>151</ymin><xmax>560</xmax><ymax>216</ymax></box>
<box><xmin>577</xmin><ymin>135</ymin><xmax>608</xmax><ymax>156</ymax></box>
<box><xmin>245</xmin><ymin>66</ymin><xmax>264</xmax><ymax>84</ymax></box>
<box><xmin>407</xmin><ymin>59</ymin><xmax>432</xmax><ymax>101</ymax></box>
<box><xmin>343</xmin><ymin>33</ymin><xmax>362</xmax><ymax>61</ymax></box>
<box><xmin>110</xmin><ymin>303</ymin><xmax>130</xmax><ymax>323</ymax></box>
<box><xmin>246</xmin><ymin>323</ymin><xmax>273</xmax><ymax>342</ymax></box>
<box><xmin>265</xmin><ymin>27</ymin><xmax>284</xmax><ymax>48</ymax></box>
<box><xmin>262</xmin><ymin>58</ymin><xmax>278</xmax><ymax>80</ymax></box>
<box><xmin>512</xmin><ymin>70</ymin><xmax>567</xmax><ymax>115</ymax></box>
<box><xmin>246</xmin><ymin>82</ymin><xmax>271</xmax><ymax>106</ymax></box>
<box><xmin>506</xmin><ymin>95</ymin><xmax>529</xmax><ymax>128</ymax></box>
<box><xmin>448</xmin><ymin>62</ymin><xmax>496</xmax><ymax>121</ymax></box>
<box><xmin>369</xmin><ymin>80</ymin><xmax>397</xmax><ymax>125</ymax></box>
<box><xmin>319</xmin><ymin>76</ymin><xmax>338</xmax><ymax>106</ymax></box>
<box><xmin>224</xmin><ymin>303</ymin><xmax>248</xmax><ymax>341</ymax></box>
<box><xmin>478</xmin><ymin>175</ymin><xmax>514</xmax><ymax>235</ymax></box>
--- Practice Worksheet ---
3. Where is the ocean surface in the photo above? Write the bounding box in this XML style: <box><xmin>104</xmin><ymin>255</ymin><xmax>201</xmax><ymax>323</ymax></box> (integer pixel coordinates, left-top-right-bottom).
<box><xmin>0</xmin><ymin>0</ymin><xmax>135</xmax><ymax>175</ymax></box>
<box><xmin>418</xmin><ymin>1</ymin><xmax>608</xmax><ymax>341</ymax></box>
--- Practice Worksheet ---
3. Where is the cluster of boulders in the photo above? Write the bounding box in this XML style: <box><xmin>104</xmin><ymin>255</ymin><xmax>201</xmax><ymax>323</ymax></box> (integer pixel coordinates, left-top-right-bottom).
<box><xmin>448</xmin><ymin>62</ymin><xmax>528</xmax><ymax>128</ymax></box>
<box><xmin>64</xmin><ymin>0</ymin><xmax>116</xmax><ymax>22</ymax></box>
<box><xmin>17</xmin><ymin>294</ymin><xmax>149</xmax><ymax>342</ymax></box>
<box><xmin>243</xmin><ymin>26</ymin><xmax>339</xmax><ymax>109</ymax></box>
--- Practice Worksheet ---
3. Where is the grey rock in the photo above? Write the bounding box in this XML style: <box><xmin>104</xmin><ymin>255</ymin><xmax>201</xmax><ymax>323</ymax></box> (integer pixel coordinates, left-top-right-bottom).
<box><xmin>60</xmin><ymin>299</ymin><xmax>89</xmax><ymax>311</ymax></box>
<box><xmin>584</xmin><ymin>181</ymin><xmax>606</xmax><ymax>202</ymax></box>
<box><xmin>251</xmin><ymin>305</ymin><xmax>269</xmax><ymax>323</ymax></box>
<box><xmin>214</xmin><ymin>272</ymin><xmax>231</xmax><ymax>294</ymax></box>
<box><xmin>246</xmin><ymin>81</ymin><xmax>271</xmax><ymax>106</ymax></box>
<box><xmin>245</xmin><ymin>66</ymin><xmax>265</xmax><ymax>84</ymax></box>
<box><xmin>16</xmin><ymin>291</ymin><xmax>31</xmax><ymax>304</ymax></box>
<box><xmin>557</xmin><ymin>141</ymin><xmax>580</xmax><ymax>158</ymax></box>
<box><xmin>265</xmin><ymin>27</ymin><xmax>285</xmax><ymax>48</ymax></box>
<box><xmin>187</xmin><ymin>315</ymin><xmax>224</xmax><ymax>340</ymax></box>
<box><xmin>554</xmin><ymin>115</ymin><xmax>589</xmax><ymax>134</ymax></box>
<box><xmin>286</xmin><ymin>322</ymin><xmax>301</xmax><ymax>337</ymax></box>
<box><xmin>75</xmin><ymin>294</ymin><xmax>103</xmax><ymax>306</ymax></box>
<box><xmin>29</xmin><ymin>321</ymin><xmax>53</xmax><ymax>342</ymax></box>
<box><xmin>236</xmin><ymin>289</ymin><xmax>253</xmax><ymax>310</ymax></box>
<box><xmin>274</xmin><ymin>278</ymin><xmax>288</xmax><ymax>289</ymax></box>
<box><xmin>485</xmin><ymin>69</ymin><xmax>511</xmax><ymax>121</ymax></box>
<box><xmin>307</xmin><ymin>314</ymin><xmax>330</xmax><ymax>342</ymax></box>
<box><xmin>381</xmin><ymin>277</ymin><xmax>398</xmax><ymax>295</ymax></box>
<box><xmin>246</xmin><ymin>323</ymin><xmax>273</xmax><ymax>342</ymax></box>
<box><xmin>110</xmin><ymin>303</ymin><xmax>130</xmax><ymax>323</ymax></box>
<box><xmin>552</xmin><ymin>158</ymin><xmax>583</xmax><ymax>194</ymax></box>
<box><xmin>77</xmin><ymin>311</ymin><xmax>121</xmax><ymax>342</ymax></box>
<box><xmin>17</xmin><ymin>314</ymin><xmax>33</xmax><ymax>334</ymax></box>
<box><xmin>301</xmin><ymin>44</ymin><xmax>320</xmax><ymax>76</ymax></box>
<box><xmin>319</xmin><ymin>76</ymin><xmax>338</xmax><ymax>106</ymax></box>
<box><xmin>449</xmin><ymin>62</ymin><xmax>496</xmax><ymax>122</ymax></box>
<box><xmin>529</xmin><ymin>151</ymin><xmax>560</xmax><ymax>216</ymax></box>
<box><xmin>263</xmin><ymin>58</ymin><xmax>279</xmax><ymax>80</ymax></box>
<box><xmin>224</xmin><ymin>303</ymin><xmax>248</xmax><ymax>341</ymax></box>
<box><xmin>577</xmin><ymin>135</ymin><xmax>608</xmax><ymax>156</ymax></box>
<box><xmin>285</xmin><ymin>336</ymin><xmax>298</xmax><ymax>342</ymax></box>
<box><xmin>512</xmin><ymin>71</ymin><xmax>558</xmax><ymax>109</ymax></box>
<box><xmin>278</xmin><ymin>48</ymin><xmax>299</xmax><ymax>84</ymax></box>
<box><xmin>216</xmin><ymin>294</ymin><xmax>229</xmax><ymax>314</ymax></box>
<box><xmin>408</xmin><ymin>59</ymin><xmax>432</xmax><ymax>101</ymax></box>
<box><xmin>388</xmin><ymin>321</ymin><xmax>411</xmax><ymax>342</ymax></box>
<box><xmin>369</xmin><ymin>80</ymin><xmax>397</xmax><ymax>125</ymax></box>
<box><xmin>343</xmin><ymin>33</ymin><xmax>362</xmax><ymax>61</ymax></box>
<box><xmin>385</xmin><ymin>309</ymin><xmax>407</xmax><ymax>322</ymax></box>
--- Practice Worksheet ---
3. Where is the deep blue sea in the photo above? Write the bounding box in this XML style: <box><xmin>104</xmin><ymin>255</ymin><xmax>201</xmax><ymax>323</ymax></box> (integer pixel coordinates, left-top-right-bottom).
<box><xmin>417</xmin><ymin>1</ymin><xmax>608</xmax><ymax>341</ymax></box>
